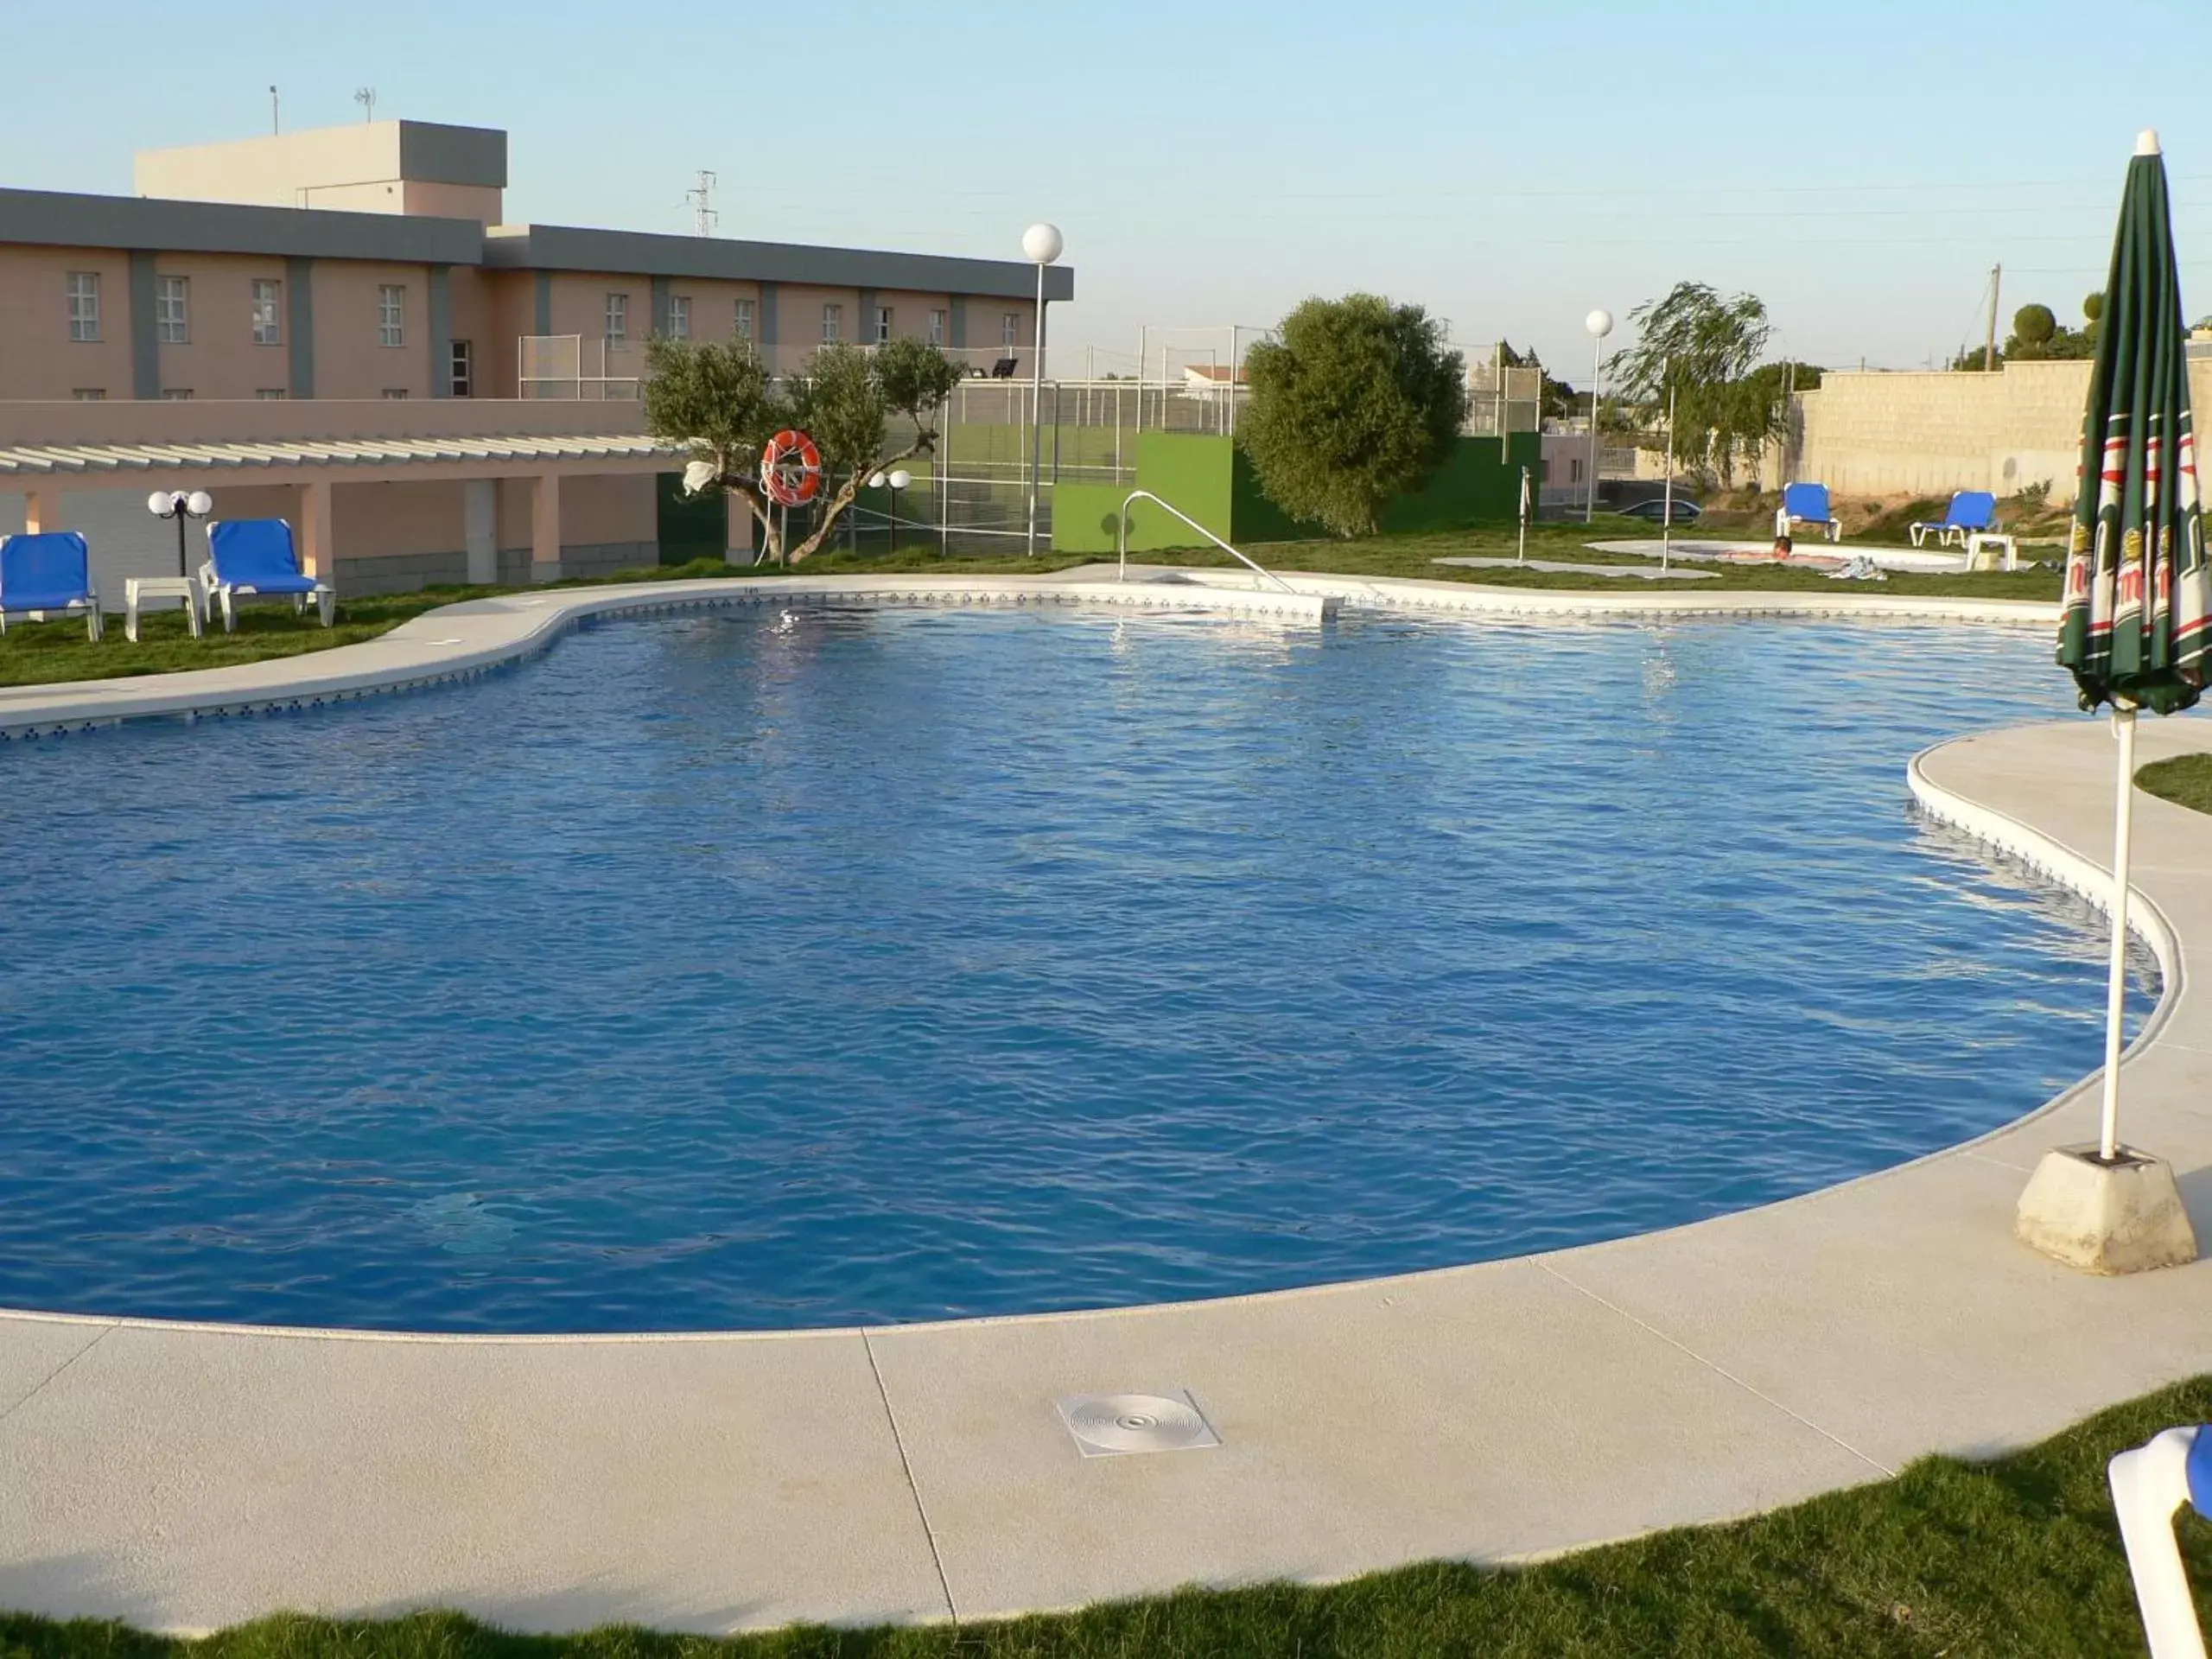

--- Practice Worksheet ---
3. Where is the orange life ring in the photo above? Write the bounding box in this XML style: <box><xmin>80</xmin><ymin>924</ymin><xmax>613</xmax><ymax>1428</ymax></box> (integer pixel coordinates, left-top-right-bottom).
<box><xmin>760</xmin><ymin>429</ymin><xmax>823</xmax><ymax>506</ymax></box>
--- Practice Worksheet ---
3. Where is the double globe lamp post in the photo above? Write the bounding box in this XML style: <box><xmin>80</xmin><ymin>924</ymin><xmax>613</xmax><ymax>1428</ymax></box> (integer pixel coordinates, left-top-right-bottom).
<box><xmin>147</xmin><ymin>488</ymin><xmax>214</xmax><ymax>578</ymax></box>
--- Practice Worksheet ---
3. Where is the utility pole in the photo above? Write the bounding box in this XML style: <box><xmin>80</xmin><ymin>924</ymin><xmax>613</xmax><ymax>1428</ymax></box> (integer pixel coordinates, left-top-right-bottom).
<box><xmin>269</xmin><ymin>86</ymin><xmax>280</xmax><ymax>134</ymax></box>
<box><xmin>1983</xmin><ymin>263</ymin><xmax>2003</xmax><ymax>372</ymax></box>
<box><xmin>686</xmin><ymin>171</ymin><xmax>719</xmax><ymax>238</ymax></box>
<box><xmin>353</xmin><ymin>87</ymin><xmax>376</xmax><ymax>124</ymax></box>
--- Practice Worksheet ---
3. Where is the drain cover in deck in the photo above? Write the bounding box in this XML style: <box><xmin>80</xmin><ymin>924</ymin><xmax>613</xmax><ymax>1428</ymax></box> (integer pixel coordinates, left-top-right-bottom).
<box><xmin>1056</xmin><ymin>1390</ymin><xmax>1221</xmax><ymax>1459</ymax></box>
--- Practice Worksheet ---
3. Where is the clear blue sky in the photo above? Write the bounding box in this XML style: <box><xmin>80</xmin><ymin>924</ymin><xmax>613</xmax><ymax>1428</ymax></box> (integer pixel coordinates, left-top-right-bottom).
<box><xmin>6</xmin><ymin>0</ymin><xmax>2209</xmax><ymax>378</ymax></box>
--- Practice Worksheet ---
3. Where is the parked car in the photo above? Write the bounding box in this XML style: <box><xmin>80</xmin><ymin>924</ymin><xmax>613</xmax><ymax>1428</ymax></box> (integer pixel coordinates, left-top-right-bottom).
<box><xmin>1612</xmin><ymin>498</ymin><xmax>1702</xmax><ymax>524</ymax></box>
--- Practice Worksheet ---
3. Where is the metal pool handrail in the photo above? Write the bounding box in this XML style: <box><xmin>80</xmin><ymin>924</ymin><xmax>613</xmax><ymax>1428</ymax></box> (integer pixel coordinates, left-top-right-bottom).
<box><xmin>1116</xmin><ymin>491</ymin><xmax>1296</xmax><ymax>594</ymax></box>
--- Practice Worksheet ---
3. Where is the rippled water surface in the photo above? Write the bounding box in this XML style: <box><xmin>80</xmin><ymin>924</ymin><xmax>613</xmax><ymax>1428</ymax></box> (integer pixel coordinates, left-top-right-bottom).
<box><xmin>0</xmin><ymin>606</ymin><xmax>2153</xmax><ymax>1331</ymax></box>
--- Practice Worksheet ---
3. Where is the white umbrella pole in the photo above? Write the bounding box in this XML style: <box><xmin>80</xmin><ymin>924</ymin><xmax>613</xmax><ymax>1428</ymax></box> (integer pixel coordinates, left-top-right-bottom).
<box><xmin>2100</xmin><ymin>707</ymin><xmax>2139</xmax><ymax>1162</ymax></box>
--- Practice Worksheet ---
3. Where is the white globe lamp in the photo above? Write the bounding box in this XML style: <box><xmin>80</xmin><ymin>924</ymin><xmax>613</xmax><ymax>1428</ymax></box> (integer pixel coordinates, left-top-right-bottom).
<box><xmin>887</xmin><ymin>469</ymin><xmax>912</xmax><ymax>492</ymax></box>
<box><xmin>185</xmin><ymin>489</ymin><xmax>214</xmax><ymax>518</ymax></box>
<box><xmin>148</xmin><ymin>490</ymin><xmax>176</xmax><ymax>517</ymax></box>
<box><xmin>1021</xmin><ymin>223</ymin><xmax>1064</xmax><ymax>265</ymax></box>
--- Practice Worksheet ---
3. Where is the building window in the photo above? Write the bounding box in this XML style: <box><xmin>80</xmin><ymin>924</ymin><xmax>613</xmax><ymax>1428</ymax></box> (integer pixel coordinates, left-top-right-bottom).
<box><xmin>256</xmin><ymin>388</ymin><xmax>287</xmax><ymax>400</ymax></box>
<box><xmin>378</xmin><ymin>284</ymin><xmax>405</xmax><ymax>347</ymax></box>
<box><xmin>606</xmin><ymin>292</ymin><xmax>628</xmax><ymax>346</ymax></box>
<box><xmin>251</xmin><ymin>279</ymin><xmax>282</xmax><ymax>346</ymax></box>
<box><xmin>822</xmin><ymin>303</ymin><xmax>842</xmax><ymax>343</ymax></box>
<box><xmin>161</xmin><ymin>388</ymin><xmax>194</xmax><ymax>401</ymax></box>
<box><xmin>929</xmin><ymin>309</ymin><xmax>946</xmax><ymax>347</ymax></box>
<box><xmin>734</xmin><ymin>297</ymin><xmax>753</xmax><ymax>341</ymax></box>
<box><xmin>667</xmin><ymin>295</ymin><xmax>692</xmax><ymax>340</ymax></box>
<box><xmin>381</xmin><ymin>388</ymin><xmax>410</xmax><ymax>400</ymax></box>
<box><xmin>67</xmin><ymin>271</ymin><xmax>100</xmax><ymax>341</ymax></box>
<box><xmin>156</xmin><ymin>275</ymin><xmax>189</xmax><ymax>344</ymax></box>
<box><xmin>874</xmin><ymin>305</ymin><xmax>893</xmax><ymax>344</ymax></box>
<box><xmin>1568</xmin><ymin>457</ymin><xmax>1584</xmax><ymax>485</ymax></box>
<box><xmin>72</xmin><ymin>388</ymin><xmax>105</xmax><ymax>401</ymax></box>
<box><xmin>450</xmin><ymin>340</ymin><xmax>474</xmax><ymax>397</ymax></box>
<box><xmin>1001</xmin><ymin>312</ymin><xmax>1019</xmax><ymax>350</ymax></box>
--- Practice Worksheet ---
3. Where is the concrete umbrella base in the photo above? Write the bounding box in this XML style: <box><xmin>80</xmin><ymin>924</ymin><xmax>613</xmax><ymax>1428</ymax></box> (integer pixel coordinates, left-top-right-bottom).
<box><xmin>2016</xmin><ymin>1145</ymin><xmax>2201</xmax><ymax>1274</ymax></box>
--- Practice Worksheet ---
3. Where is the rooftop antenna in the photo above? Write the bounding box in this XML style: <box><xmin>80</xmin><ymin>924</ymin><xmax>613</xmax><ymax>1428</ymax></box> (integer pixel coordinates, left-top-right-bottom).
<box><xmin>686</xmin><ymin>170</ymin><xmax>719</xmax><ymax>237</ymax></box>
<box><xmin>354</xmin><ymin>86</ymin><xmax>376</xmax><ymax>124</ymax></box>
<box><xmin>270</xmin><ymin>86</ymin><xmax>280</xmax><ymax>135</ymax></box>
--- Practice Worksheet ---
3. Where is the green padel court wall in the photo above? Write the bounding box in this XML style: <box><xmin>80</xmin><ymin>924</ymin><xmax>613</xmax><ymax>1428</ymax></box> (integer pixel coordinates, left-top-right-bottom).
<box><xmin>1052</xmin><ymin>432</ymin><xmax>1542</xmax><ymax>554</ymax></box>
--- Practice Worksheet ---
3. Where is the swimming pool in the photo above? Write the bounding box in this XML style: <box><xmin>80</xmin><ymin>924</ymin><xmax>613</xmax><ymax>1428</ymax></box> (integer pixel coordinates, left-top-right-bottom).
<box><xmin>0</xmin><ymin>604</ymin><xmax>2147</xmax><ymax>1332</ymax></box>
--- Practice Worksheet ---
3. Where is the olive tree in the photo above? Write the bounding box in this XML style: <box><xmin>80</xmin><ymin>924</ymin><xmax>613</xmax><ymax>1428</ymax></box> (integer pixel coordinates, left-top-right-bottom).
<box><xmin>781</xmin><ymin>338</ymin><xmax>965</xmax><ymax>562</ymax></box>
<box><xmin>642</xmin><ymin>334</ymin><xmax>964</xmax><ymax>566</ymax></box>
<box><xmin>1239</xmin><ymin>294</ymin><xmax>1467</xmax><ymax>538</ymax></box>
<box><xmin>641</xmin><ymin>336</ymin><xmax>795</xmax><ymax>560</ymax></box>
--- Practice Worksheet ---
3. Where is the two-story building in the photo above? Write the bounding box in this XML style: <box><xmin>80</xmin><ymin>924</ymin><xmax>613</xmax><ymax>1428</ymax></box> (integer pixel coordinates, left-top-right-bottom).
<box><xmin>0</xmin><ymin>118</ymin><xmax>1074</xmax><ymax>594</ymax></box>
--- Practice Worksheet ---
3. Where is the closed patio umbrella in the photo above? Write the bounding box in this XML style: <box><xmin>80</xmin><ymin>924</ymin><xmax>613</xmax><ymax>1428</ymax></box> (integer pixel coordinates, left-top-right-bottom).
<box><xmin>2055</xmin><ymin>130</ymin><xmax>2209</xmax><ymax>1169</ymax></box>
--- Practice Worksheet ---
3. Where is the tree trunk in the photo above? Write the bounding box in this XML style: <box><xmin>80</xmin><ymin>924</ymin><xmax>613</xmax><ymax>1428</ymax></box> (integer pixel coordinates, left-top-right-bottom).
<box><xmin>785</xmin><ymin>437</ymin><xmax>933</xmax><ymax>563</ymax></box>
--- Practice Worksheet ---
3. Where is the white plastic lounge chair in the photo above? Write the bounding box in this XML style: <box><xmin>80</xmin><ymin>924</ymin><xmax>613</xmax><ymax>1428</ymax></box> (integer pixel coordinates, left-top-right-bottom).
<box><xmin>1775</xmin><ymin>482</ymin><xmax>1843</xmax><ymax>543</ymax></box>
<box><xmin>0</xmin><ymin>531</ymin><xmax>102</xmax><ymax>640</ymax></box>
<box><xmin>200</xmin><ymin>519</ymin><xmax>334</xmax><ymax>632</ymax></box>
<box><xmin>1909</xmin><ymin>491</ymin><xmax>1999</xmax><ymax>548</ymax></box>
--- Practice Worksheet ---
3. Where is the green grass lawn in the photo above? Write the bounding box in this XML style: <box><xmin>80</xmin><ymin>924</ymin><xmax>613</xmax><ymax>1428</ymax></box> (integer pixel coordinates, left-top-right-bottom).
<box><xmin>0</xmin><ymin>530</ymin><xmax>2062</xmax><ymax>693</ymax></box>
<box><xmin>3</xmin><ymin>1376</ymin><xmax>2206</xmax><ymax>1656</ymax></box>
<box><xmin>2139</xmin><ymin>753</ymin><xmax>2212</xmax><ymax>816</ymax></box>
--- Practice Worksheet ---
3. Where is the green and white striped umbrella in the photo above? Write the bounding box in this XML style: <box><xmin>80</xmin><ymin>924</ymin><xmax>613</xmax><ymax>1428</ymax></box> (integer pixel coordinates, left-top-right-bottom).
<box><xmin>2057</xmin><ymin>132</ymin><xmax>2210</xmax><ymax>715</ymax></box>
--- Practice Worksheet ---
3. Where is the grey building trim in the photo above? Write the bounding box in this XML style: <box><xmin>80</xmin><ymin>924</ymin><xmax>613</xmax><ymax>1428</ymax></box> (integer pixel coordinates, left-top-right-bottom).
<box><xmin>285</xmin><ymin>256</ymin><xmax>315</xmax><ymax>398</ymax></box>
<box><xmin>533</xmin><ymin>270</ymin><xmax>552</xmax><ymax>336</ymax></box>
<box><xmin>394</xmin><ymin>123</ymin><xmax>507</xmax><ymax>188</ymax></box>
<box><xmin>428</xmin><ymin>265</ymin><xmax>452</xmax><ymax>397</ymax></box>
<box><xmin>950</xmin><ymin>296</ymin><xmax>967</xmax><ymax>352</ymax></box>
<box><xmin>128</xmin><ymin>250</ymin><xmax>158</xmax><ymax>400</ymax></box>
<box><xmin>650</xmin><ymin>275</ymin><xmax>671</xmax><ymax>339</ymax></box>
<box><xmin>0</xmin><ymin>188</ymin><xmax>484</xmax><ymax>265</ymax></box>
<box><xmin>758</xmin><ymin>283</ymin><xmax>778</xmax><ymax>352</ymax></box>
<box><xmin>858</xmin><ymin>288</ymin><xmax>878</xmax><ymax>342</ymax></box>
<box><xmin>480</xmin><ymin>225</ymin><xmax>1074</xmax><ymax>303</ymax></box>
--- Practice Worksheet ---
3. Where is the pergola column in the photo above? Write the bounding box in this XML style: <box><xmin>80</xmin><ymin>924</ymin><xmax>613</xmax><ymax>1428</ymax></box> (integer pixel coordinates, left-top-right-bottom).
<box><xmin>22</xmin><ymin>486</ymin><xmax>53</xmax><ymax>534</ymax></box>
<box><xmin>296</xmin><ymin>479</ymin><xmax>335</xmax><ymax>579</ymax></box>
<box><xmin>531</xmin><ymin>472</ymin><xmax>562</xmax><ymax>582</ymax></box>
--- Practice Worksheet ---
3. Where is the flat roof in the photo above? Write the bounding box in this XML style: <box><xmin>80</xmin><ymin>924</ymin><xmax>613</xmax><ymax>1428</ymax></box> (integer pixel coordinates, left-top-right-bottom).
<box><xmin>483</xmin><ymin>224</ymin><xmax>1074</xmax><ymax>301</ymax></box>
<box><xmin>0</xmin><ymin>188</ymin><xmax>1074</xmax><ymax>299</ymax></box>
<box><xmin>0</xmin><ymin>187</ymin><xmax>487</xmax><ymax>264</ymax></box>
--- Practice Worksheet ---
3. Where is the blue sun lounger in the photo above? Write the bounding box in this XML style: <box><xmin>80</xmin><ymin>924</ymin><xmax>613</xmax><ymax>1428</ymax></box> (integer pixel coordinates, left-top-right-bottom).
<box><xmin>0</xmin><ymin>531</ymin><xmax>102</xmax><ymax>640</ymax></box>
<box><xmin>1775</xmin><ymin>482</ymin><xmax>1843</xmax><ymax>543</ymax></box>
<box><xmin>201</xmin><ymin>518</ymin><xmax>334</xmax><ymax>632</ymax></box>
<box><xmin>1909</xmin><ymin>491</ymin><xmax>1998</xmax><ymax>548</ymax></box>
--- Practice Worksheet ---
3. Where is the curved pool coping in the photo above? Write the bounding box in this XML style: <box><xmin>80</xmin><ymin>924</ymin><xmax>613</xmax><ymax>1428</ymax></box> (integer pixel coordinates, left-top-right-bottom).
<box><xmin>4</xmin><ymin>569</ymin><xmax>2211</xmax><ymax>1637</ymax></box>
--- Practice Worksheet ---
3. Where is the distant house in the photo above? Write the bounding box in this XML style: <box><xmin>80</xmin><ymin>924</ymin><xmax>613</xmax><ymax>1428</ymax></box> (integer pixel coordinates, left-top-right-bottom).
<box><xmin>1179</xmin><ymin>363</ymin><xmax>1247</xmax><ymax>396</ymax></box>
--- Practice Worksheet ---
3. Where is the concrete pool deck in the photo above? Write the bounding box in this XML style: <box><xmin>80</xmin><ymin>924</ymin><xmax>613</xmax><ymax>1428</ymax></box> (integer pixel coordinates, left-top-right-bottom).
<box><xmin>3</xmin><ymin>569</ymin><xmax>2211</xmax><ymax>1635</ymax></box>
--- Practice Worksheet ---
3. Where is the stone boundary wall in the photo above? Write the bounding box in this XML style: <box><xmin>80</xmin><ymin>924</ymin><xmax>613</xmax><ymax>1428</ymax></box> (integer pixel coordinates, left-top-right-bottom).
<box><xmin>1791</xmin><ymin>358</ymin><xmax>2212</xmax><ymax>504</ymax></box>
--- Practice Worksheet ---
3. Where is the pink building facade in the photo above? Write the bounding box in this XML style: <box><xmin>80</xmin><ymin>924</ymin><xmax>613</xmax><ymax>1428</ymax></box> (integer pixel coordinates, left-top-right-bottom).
<box><xmin>0</xmin><ymin>121</ymin><xmax>1073</xmax><ymax>595</ymax></box>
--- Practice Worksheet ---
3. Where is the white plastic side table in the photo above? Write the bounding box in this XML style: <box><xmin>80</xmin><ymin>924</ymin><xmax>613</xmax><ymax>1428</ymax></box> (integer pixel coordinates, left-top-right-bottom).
<box><xmin>1966</xmin><ymin>532</ymin><xmax>2018</xmax><ymax>572</ymax></box>
<box><xmin>124</xmin><ymin>575</ymin><xmax>204</xmax><ymax>642</ymax></box>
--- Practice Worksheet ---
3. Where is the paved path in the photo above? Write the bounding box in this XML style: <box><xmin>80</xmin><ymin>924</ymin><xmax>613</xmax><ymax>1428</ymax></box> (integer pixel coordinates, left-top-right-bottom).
<box><xmin>4</xmin><ymin>574</ymin><xmax>2209</xmax><ymax>1636</ymax></box>
<box><xmin>1431</xmin><ymin>556</ymin><xmax>1718</xmax><ymax>581</ymax></box>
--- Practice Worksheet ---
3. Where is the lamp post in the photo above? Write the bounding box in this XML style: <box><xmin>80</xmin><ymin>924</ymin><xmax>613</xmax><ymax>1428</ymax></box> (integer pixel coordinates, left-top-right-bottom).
<box><xmin>1584</xmin><ymin>308</ymin><xmax>1613</xmax><ymax>524</ymax></box>
<box><xmin>147</xmin><ymin>488</ymin><xmax>213</xmax><ymax>578</ymax></box>
<box><xmin>1022</xmin><ymin>222</ymin><xmax>1063</xmax><ymax>558</ymax></box>
<box><xmin>868</xmin><ymin>468</ymin><xmax>913</xmax><ymax>552</ymax></box>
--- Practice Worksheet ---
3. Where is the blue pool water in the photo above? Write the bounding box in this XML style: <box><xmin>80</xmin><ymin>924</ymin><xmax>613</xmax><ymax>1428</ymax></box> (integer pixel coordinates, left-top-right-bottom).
<box><xmin>0</xmin><ymin>605</ymin><xmax>2151</xmax><ymax>1332</ymax></box>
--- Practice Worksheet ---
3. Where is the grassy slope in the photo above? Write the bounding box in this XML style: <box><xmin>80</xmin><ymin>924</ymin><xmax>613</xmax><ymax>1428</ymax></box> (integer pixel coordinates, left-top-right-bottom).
<box><xmin>2139</xmin><ymin>753</ymin><xmax>2212</xmax><ymax>815</ymax></box>
<box><xmin>0</xmin><ymin>531</ymin><xmax>2059</xmax><ymax>691</ymax></box>
<box><xmin>3</xmin><ymin>1376</ymin><xmax>2207</xmax><ymax>1656</ymax></box>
